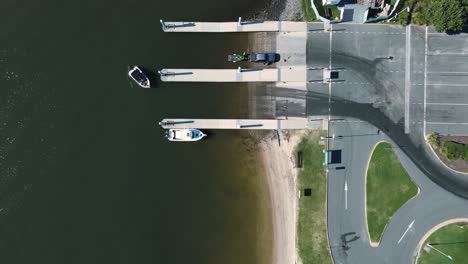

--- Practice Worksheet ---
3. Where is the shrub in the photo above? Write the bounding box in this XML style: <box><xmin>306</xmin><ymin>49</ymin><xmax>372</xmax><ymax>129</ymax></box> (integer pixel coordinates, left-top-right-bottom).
<box><xmin>412</xmin><ymin>0</ymin><xmax>431</xmax><ymax>25</ymax></box>
<box><xmin>426</xmin><ymin>0</ymin><xmax>465</xmax><ymax>32</ymax></box>
<box><xmin>441</xmin><ymin>141</ymin><xmax>464</xmax><ymax>160</ymax></box>
<box><xmin>427</xmin><ymin>133</ymin><xmax>441</xmax><ymax>148</ymax></box>
<box><xmin>463</xmin><ymin>145</ymin><xmax>468</xmax><ymax>161</ymax></box>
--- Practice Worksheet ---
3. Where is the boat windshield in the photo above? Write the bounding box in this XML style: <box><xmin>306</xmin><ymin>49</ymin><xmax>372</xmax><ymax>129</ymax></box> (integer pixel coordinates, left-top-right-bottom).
<box><xmin>130</xmin><ymin>69</ymin><xmax>147</xmax><ymax>81</ymax></box>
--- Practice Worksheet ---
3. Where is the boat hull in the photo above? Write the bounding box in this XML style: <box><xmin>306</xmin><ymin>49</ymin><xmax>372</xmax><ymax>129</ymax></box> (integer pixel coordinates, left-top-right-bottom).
<box><xmin>128</xmin><ymin>66</ymin><xmax>150</xmax><ymax>88</ymax></box>
<box><xmin>166</xmin><ymin>129</ymin><xmax>206</xmax><ymax>142</ymax></box>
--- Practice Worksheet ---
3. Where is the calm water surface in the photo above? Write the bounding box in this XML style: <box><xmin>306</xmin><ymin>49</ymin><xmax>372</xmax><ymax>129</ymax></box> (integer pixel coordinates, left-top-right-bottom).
<box><xmin>0</xmin><ymin>1</ymin><xmax>272</xmax><ymax>263</ymax></box>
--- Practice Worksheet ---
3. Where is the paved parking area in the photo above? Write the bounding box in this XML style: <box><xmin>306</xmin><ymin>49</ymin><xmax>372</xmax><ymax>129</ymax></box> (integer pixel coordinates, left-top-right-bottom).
<box><xmin>424</xmin><ymin>30</ymin><xmax>468</xmax><ymax>135</ymax></box>
<box><xmin>306</xmin><ymin>24</ymin><xmax>407</xmax><ymax>124</ymax></box>
<box><xmin>305</xmin><ymin>24</ymin><xmax>468</xmax><ymax>136</ymax></box>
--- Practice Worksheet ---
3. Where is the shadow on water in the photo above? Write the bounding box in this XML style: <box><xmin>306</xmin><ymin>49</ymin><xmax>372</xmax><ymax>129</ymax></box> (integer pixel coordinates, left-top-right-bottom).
<box><xmin>202</xmin><ymin>129</ymin><xmax>216</xmax><ymax>139</ymax></box>
<box><xmin>140</xmin><ymin>66</ymin><xmax>160</xmax><ymax>88</ymax></box>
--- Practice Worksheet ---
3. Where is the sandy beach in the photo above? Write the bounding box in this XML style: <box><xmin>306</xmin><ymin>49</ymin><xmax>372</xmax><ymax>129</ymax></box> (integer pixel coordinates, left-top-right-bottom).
<box><xmin>258</xmin><ymin>130</ymin><xmax>303</xmax><ymax>264</ymax></box>
<box><xmin>250</xmin><ymin>3</ymin><xmax>308</xmax><ymax>264</ymax></box>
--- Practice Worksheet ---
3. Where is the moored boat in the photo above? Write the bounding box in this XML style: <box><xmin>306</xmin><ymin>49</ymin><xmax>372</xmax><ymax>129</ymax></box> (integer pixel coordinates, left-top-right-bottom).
<box><xmin>128</xmin><ymin>66</ymin><xmax>150</xmax><ymax>88</ymax></box>
<box><xmin>165</xmin><ymin>129</ymin><xmax>206</xmax><ymax>142</ymax></box>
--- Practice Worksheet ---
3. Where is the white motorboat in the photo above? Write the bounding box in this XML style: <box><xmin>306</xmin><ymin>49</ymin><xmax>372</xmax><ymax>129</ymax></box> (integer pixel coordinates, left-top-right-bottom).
<box><xmin>165</xmin><ymin>129</ymin><xmax>206</xmax><ymax>142</ymax></box>
<box><xmin>128</xmin><ymin>66</ymin><xmax>150</xmax><ymax>88</ymax></box>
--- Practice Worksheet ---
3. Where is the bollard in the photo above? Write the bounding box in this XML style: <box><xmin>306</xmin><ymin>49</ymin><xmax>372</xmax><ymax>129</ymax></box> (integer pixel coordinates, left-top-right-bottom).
<box><xmin>238</xmin><ymin>17</ymin><xmax>242</xmax><ymax>26</ymax></box>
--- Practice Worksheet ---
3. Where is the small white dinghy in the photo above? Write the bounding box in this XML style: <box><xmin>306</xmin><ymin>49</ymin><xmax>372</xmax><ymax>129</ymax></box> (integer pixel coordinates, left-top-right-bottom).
<box><xmin>128</xmin><ymin>66</ymin><xmax>150</xmax><ymax>88</ymax></box>
<box><xmin>165</xmin><ymin>129</ymin><xmax>206</xmax><ymax>142</ymax></box>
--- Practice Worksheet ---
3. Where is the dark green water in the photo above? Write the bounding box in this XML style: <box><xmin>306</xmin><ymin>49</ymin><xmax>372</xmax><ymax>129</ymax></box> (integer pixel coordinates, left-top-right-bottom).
<box><xmin>0</xmin><ymin>1</ymin><xmax>272</xmax><ymax>263</ymax></box>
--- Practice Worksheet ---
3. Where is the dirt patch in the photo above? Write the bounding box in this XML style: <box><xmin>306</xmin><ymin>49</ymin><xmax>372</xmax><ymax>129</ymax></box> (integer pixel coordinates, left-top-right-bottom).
<box><xmin>442</xmin><ymin>135</ymin><xmax>468</xmax><ymax>145</ymax></box>
<box><xmin>430</xmin><ymin>136</ymin><xmax>468</xmax><ymax>173</ymax></box>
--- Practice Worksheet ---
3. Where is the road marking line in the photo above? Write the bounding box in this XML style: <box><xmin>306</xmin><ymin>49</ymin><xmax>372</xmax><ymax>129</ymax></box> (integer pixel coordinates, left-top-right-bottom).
<box><xmin>427</xmin><ymin>71</ymin><xmax>468</xmax><ymax>74</ymax></box>
<box><xmin>328</xmin><ymin>24</ymin><xmax>332</xmax><ymax>121</ymax></box>
<box><xmin>344</xmin><ymin>181</ymin><xmax>348</xmax><ymax>210</ymax></box>
<box><xmin>426</xmin><ymin>83</ymin><xmax>468</xmax><ymax>87</ymax></box>
<box><xmin>398</xmin><ymin>220</ymin><xmax>415</xmax><ymax>244</ymax></box>
<box><xmin>427</xmin><ymin>32</ymin><xmax>468</xmax><ymax>36</ymax></box>
<box><xmin>427</xmin><ymin>52</ymin><xmax>468</xmax><ymax>56</ymax></box>
<box><xmin>426</xmin><ymin>122</ymin><xmax>468</xmax><ymax>125</ymax></box>
<box><xmin>337</xmin><ymin>31</ymin><xmax>404</xmax><ymax>35</ymax></box>
<box><xmin>405</xmin><ymin>25</ymin><xmax>411</xmax><ymax>134</ymax></box>
<box><xmin>426</xmin><ymin>102</ymin><xmax>468</xmax><ymax>106</ymax></box>
<box><xmin>423</xmin><ymin>27</ymin><xmax>428</xmax><ymax>136</ymax></box>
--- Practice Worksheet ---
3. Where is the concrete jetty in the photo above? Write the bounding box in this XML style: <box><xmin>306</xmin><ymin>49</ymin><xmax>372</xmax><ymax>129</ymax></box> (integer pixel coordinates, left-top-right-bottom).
<box><xmin>159</xmin><ymin>68</ymin><xmax>307</xmax><ymax>82</ymax></box>
<box><xmin>159</xmin><ymin>118</ymin><xmax>325</xmax><ymax>130</ymax></box>
<box><xmin>160</xmin><ymin>21</ymin><xmax>307</xmax><ymax>32</ymax></box>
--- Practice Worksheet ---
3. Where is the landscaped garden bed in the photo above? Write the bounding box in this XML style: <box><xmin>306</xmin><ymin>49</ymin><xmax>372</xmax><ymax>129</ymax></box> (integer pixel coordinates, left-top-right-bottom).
<box><xmin>427</xmin><ymin>133</ymin><xmax>468</xmax><ymax>173</ymax></box>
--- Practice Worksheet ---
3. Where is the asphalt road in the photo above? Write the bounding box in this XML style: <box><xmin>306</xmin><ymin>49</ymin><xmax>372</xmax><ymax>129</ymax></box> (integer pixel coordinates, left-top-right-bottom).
<box><xmin>319</xmin><ymin>24</ymin><xmax>468</xmax><ymax>264</ymax></box>
<box><xmin>263</xmin><ymin>23</ymin><xmax>468</xmax><ymax>263</ymax></box>
<box><xmin>327</xmin><ymin>118</ymin><xmax>468</xmax><ymax>264</ymax></box>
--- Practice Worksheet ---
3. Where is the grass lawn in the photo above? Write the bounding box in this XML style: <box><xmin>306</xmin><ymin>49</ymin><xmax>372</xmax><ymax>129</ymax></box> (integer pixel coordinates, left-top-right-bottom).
<box><xmin>418</xmin><ymin>222</ymin><xmax>468</xmax><ymax>264</ymax></box>
<box><xmin>366</xmin><ymin>142</ymin><xmax>419</xmax><ymax>243</ymax></box>
<box><xmin>300</xmin><ymin>0</ymin><xmax>317</xmax><ymax>21</ymax></box>
<box><xmin>296</xmin><ymin>130</ymin><xmax>332</xmax><ymax>264</ymax></box>
<box><xmin>300</xmin><ymin>0</ymin><xmax>341</xmax><ymax>21</ymax></box>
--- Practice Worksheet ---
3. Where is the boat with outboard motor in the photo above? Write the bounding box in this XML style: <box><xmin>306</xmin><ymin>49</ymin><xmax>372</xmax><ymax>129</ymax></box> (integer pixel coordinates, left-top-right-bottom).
<box><xmin>128</xmin><ymin>66</ymin><xmax>150</xmax><ymax>88</ymax></box>
<box><xmin>165</xmin><ymin>129</ymin><xmax>206</xmax><ymax>142</ymax></box>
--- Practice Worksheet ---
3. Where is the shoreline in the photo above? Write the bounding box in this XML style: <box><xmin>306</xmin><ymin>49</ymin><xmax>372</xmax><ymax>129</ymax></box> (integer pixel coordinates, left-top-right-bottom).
<box><xmin>247</xmin><ymin>2</ymin><xmax>307</xmax><ymax>264</ymax></box>
<box><xmin>258</xmin><ymin>130</ymin><xmax>303</xmax><ymax>264</ymax></box>
<box><xmin>249</xmin><ymin>0</ymin><xmax>303</xmax><ymax>21</ymax></box>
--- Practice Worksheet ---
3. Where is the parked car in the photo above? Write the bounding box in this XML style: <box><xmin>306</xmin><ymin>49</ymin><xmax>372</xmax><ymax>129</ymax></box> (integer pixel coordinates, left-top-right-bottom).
<box><xmin>228</xmin><ymin>52</ymin><xmax>279</xmax><ymax>65</ymax></box>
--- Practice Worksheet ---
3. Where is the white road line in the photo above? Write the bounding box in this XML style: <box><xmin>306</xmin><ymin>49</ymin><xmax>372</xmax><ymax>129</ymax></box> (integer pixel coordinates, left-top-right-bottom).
<box><xmin>405</xmin><ymin>25</ymin><xmax>411</xmax><ymax>134</ymax></box>
<box><xmin>426</xmin><ymin>84</ymin><xmax>468</xmax><ymax>87</ymax></box>
<box><xmin>398</xmin><ymin>220</ymin><xmax>415</xmax><ymax>244</ymax></box>
<box><xmin>427</xmin><ymin>32</ymin><xmax>468</xmax><ymax>36</ymax></box>
<box><xmin>427</xmin><ymin>52</ymin><xmax>468</xmax><ymax>56</ymax></box>
<box><xmin>427</xmin><ymin>71</ymin><xmax>468</xmax><ymax>74</ymax></box>
<box><xmin>344</xmin><ymin>181</ymin><xmax>348</xmax><ymax>210</ymax></box>
<box><xmin>423</xmin><ymin>27</ymin><xmax>428</xmax><ymax>136</ymax></box>
<box><xmin>426</xmin><ymin>102</ymin><xmax>468</xmax><ymax>106</ymax></box>
<box><xmin>426</xmin><ymin>122</ymin><xmax>468</xmax><ymax>125</ymax></box>
<box><xmin>333</xmin><ymin>82</ymin><xmax>371</xmax><ymax>85</ymax></box>
<box><xmin>336</xmin><ymin>31</ymin><xmax>405</xmax><ymax>35</ymax></box>
<box><xmin>328</xmin><ymin>24</ymin><xmax>333</xmax><ymax>121</ymax></box>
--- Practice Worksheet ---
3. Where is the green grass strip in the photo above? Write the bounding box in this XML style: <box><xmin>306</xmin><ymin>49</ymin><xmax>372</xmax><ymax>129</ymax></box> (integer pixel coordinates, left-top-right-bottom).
<box><xmin>418</xmin><ymin>222</ymin><xmax>468</xmax><ymax>264</ymax></box>
<box><xmin>296</xmin><ymin>131</ymin><xmax>332</xmax><ymax>264</ymax></box>
<box><xmin>300</xmin><ymin>0</ymin><xmax>317</xmax><ymax>21</ymax></box>
<box><xmin>366</xmin><ymin>142</ymin><xmax>418</xmax><ymax>243</ymax></box>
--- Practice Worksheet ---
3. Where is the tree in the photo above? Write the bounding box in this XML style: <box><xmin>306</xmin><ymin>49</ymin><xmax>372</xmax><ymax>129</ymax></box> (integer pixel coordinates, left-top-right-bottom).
<box><xmin>426</xmin><ymin>0</ymin><xmax>465</xmax><ymax>32</ymax></box>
